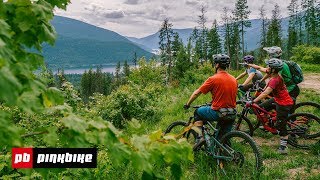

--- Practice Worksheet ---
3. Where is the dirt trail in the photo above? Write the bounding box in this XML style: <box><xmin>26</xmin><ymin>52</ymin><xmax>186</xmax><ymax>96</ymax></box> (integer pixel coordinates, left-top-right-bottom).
<box><xmin>299</xmin><ymin>73</ymin><xmax>320</xmax><ymax>92</ymax></box>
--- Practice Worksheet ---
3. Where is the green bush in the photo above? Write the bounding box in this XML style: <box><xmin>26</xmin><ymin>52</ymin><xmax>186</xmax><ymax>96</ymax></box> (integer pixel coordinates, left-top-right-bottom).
<box><xmin>93</xmin><ymin>83</ymin><xmax>163</xmax><ymax>128</ymax></box>
<box><xmin>291</xmin><ymin>45</ymin><xmax>320</xmax><ymax>64</ymax></box>
<box><xmin>128</xmin><ymin>58</ymin><xmax>165</xmax><ymax>87</ymax></box>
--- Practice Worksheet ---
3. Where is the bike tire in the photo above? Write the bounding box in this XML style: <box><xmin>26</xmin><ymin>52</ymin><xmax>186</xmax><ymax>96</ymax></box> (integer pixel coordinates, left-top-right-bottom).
<box><xmin>294</xmin><ymin>101</ymin><xmax>320</xmax><ymax>118</ymax></box>
<box><xmin>218</xmin><ymin>131</ymin><xmax>263</xmax><ymax>176</ymax></box>
<box><xmin>164</xmin><ymin>121</ymin><xmax>198</xmax><ymax>146</ymax></box>
<box><xmin>287</xmin><ymin>113</ymin><xmax>320</xmax><ymax>149</ymax></box>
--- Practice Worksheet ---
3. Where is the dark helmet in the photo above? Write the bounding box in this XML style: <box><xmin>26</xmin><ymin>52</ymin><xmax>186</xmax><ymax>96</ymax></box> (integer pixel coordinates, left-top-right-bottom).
<box><xmin>212</xmin><ymin>54</ymin><xmax>230</xmax><ymax>66</ymax></box>
<box><xmin>265</xmin><ymin>58</ymin><xmax>283</xmax><ymax>70</ymax></box>
<box><xmin>243</xmin><ymin>55</ymin><xmax>255</xmax><ymax>63</ymax></box>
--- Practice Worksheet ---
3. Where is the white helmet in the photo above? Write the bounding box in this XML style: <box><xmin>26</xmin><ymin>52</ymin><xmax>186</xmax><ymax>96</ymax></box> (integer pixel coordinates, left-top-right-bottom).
<box><xmin>263</xmin><ymin>46</ymin><xmax>282</xmax><ymax>58</ymax></box>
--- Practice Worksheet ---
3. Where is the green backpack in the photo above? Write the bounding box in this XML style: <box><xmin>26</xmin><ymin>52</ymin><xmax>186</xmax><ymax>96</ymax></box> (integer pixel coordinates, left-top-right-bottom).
<box><xmin>283</xmin><ymin>60</ymin><xmax>304</xmax><ymax>84</ymax></box>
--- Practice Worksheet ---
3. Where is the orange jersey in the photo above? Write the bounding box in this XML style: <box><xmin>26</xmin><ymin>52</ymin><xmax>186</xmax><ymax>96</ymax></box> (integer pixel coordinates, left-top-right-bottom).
<box><xmin>198</xmin><ymin>71</ymin><xmax>238</xmax><ymax>110</ymax></box>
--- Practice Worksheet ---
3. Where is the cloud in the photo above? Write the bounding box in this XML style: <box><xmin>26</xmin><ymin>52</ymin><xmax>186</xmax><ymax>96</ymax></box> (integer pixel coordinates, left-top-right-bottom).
<box><xmin>55</xmin><ymin>0</ymin><xmax>293</xmax><ymax>37</ymax></box>
<box><xmin>185</xmin><ymin>0</ymin><xmax>200</xmax><ymax>6</ymax></box>
<box><xmin>103</xmin><ymin>10</ymin><xmax>125</xmax><ymax>19</ymax></box>
<box><xmin>124</xmin><ymin>0</ymin><xmax>140</xmax><ymax>5</ymax></box>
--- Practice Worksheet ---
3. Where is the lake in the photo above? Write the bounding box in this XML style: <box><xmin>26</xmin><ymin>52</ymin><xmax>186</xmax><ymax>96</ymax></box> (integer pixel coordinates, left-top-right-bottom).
<box><xmin>55</xmin><ymin>65</ymin><xmax>137</xmax><ymax>74</ymax></box>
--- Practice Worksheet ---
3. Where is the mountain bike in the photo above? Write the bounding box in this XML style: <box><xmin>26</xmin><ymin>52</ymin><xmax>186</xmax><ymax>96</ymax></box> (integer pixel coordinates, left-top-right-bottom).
<box><xmin>235</xmin><ymin>100</ymin><xmax>320</xmax><ymax>149</ymax></box>
<box><xmin>163</xmin><ymin>104</ymin><xmax>263</xmax><ymax>176</ymax></box>
<box><xmin>236</xmin><ymin>82</ymin><xmax>320</xmax><ymax>130</ymax></box>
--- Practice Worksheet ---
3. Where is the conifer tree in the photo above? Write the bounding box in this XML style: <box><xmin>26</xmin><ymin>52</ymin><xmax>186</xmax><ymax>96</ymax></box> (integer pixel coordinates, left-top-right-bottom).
<box><xmin>266</xmin><ymin>4</ymin><xmax>282</xmax><ymax>48</ymax></box>
<box><xmin>230</xmin><ymin>22</ymin><xmax>241</xmax><ymax>69</ymax></box>
<box><xmin>258</xmin><ymin>5</ymin><xmax>268</xmax><ymax>62</ymax></box>
<box><xmin>158</xmin><ymin>18</ymin><xmax>174</xmax><ymax>81</ymax></box>
<box><xmin>287</xmin><ymin>0</ymin><xmax>299</xmax><ymax>58</ymax></box>
<box><xmin>114</xmin><ymin>61</ymin><xmax>121</xmax><ymax>87</ymax></box>
<box><xmin>197</xmin><ymin>5</ymin><xmax>209</xmax><ymax>60</ymax></box>
<box><xmin>207</xmin><ymin>19</ymin><xmax>222</xmax><ymax>61</ymax></box>
<box><xmin>221</xmin><ymin>7</ymin><xmax>232</xmax><ymax>55</ymax></box>
<box><xmin>123</xmin><ymin>60</ymin><xmax>130</xmax><ymax>78</ymax></box>
<box><xmin>233</xmin><ymin>0</ymin><xmax>251</xmax><ymax>56</ymax></box>
<box><xmin>302</xmin><ymin>0</ymin><xmax>319</xmax><ymax>46</ymax></box>
<box><xmin>171</xmin><ymin>32</ymin><xmax>183</xmax><ymax>58</ymax></box>
<box><xmin>132</xmin><ymin>51</ymin><xmax>137</xmax><ymax>67</ymax></box>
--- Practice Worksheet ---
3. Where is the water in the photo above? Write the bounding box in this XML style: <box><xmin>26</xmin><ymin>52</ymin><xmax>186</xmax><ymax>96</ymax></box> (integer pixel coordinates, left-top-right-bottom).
<box><xmin>54</xmin><ymin>65</ymin><xmax>137</xmax><ymax>74</ymax></box>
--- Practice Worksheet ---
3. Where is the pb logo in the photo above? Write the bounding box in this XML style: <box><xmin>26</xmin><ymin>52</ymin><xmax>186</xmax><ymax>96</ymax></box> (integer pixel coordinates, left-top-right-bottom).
<box><xmin>12</xmin><ymin>148</ymin><xmax>33</xmax><ymax>168</ymax></box>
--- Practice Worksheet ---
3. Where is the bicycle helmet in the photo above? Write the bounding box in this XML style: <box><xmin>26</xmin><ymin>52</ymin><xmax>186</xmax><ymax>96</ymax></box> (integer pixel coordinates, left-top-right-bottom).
<box><xmin>263</xmin><ymin>46</ymin><xmax>282</xmax><ymax>58</ymax></box>
<box><xmin>243</xmin><ymin>55</ymin><xmax>255</xmax><ymax>63</ymax></box>
<box><xmin>212</xmin><ymin>54</ymin><xmax>230</xmax><ymax>66</ymax></box>
<box><xmin>265</xmin><ymin>58</ymin><xmax>283</xmax><ymax>70</ymax></box>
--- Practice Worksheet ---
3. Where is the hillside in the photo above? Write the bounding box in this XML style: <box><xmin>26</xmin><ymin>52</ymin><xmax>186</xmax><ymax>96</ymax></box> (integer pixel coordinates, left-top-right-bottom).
<box><xmin>43</xmin><ymin>16</ymin><xmax>153</xmax><ymax>68</ymax></box>
<box><xmin>127</xmin><ymin>17</ymin><xmax>290</xmax><ymax>52</ymax></box>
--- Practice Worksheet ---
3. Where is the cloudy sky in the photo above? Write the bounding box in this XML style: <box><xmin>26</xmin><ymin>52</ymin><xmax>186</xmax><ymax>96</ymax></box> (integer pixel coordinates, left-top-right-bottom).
<box><xmin>55</xmin><ymin>0</ymin><xmax>292</xmax><ymax>38</ymax></box>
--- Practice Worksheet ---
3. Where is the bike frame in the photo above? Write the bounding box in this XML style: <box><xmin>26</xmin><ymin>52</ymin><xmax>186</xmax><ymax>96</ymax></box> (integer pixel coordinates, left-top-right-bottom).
<box><xmin>240</xmin><ymin>103</ymin><xmax>305</xmax><ymax>135</ymax></box>
<box><xmin>202</xmin><ymin>121</ymin><xmax>234</xmax><ymax>161</ymax></box>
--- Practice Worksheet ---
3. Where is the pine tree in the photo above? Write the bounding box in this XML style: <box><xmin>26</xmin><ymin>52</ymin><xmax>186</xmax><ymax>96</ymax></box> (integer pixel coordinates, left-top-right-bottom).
<box><xmin>197</xmin><ymin>5</ymin><xmax>209</xmax><ymax>60</ymax></box>
<box><xmin>114</xmin><ymin>61</ymin><xmax>121</xmax><ymax>87</ymax></box>
<box><xmin>132</xmin><ymin>51</ymin><xmax>137</xmax><ymax>67</ymax></box>
<box><xmin>266</xmin><ymin>4</ymin><xmax>282</xmax><ymax>48</ymax></box>
<box><xmin>191</xmin><ymin>27</ymin><xmax>202</xmax><ymax>60</ymax></box>
<box><xmin>230</xmin><ymin>22</ymin><xmax>241</xmax><ymax>69</ymax></box>
<box><xmin>207</xmin><ymin>19</ymin><xmax>222</xmax><ymax>62</ymax></box>
<box><xmin>302</xmin><ymin>0</ymin><xmax>319</xmax><ymax>46</ymax></box>
<box><xmin>94</xmin><ymin>65</ymin><xmax>103</xmax><ymax>94</ymax></box>
<box><xmin>173</xmin><ymin>46</ymin><xmax>189</xmax><ymax>80</ymax></box>
<box><xmin>123</xmin><ymin>60</ymin><xmax>130</xmax><ymax>78</ymax></box>
<box><xmin>233</xmin><ymin>0</ymin><xmax>251</xmax><ymax>56</ymax></box>
<box><xmin>221</xmin><ymin>7</ymin><xmax>232</xmax><ymax>55</ymax></box>
<box><xmin>258</xmin><ymin>5</ymin><xmax>268</xmax><ymax>62</ymax></box>
<box><xmin>287</xmin><ymin>0</ymin><xmax>299</xmax><ymax>58</ymax></box>
<box><xmin>171</xmin><ymin>32</ymin><xmax>183</xmax><ymax>58</ymax></box>
<box><xmin>158</xmin><ymin>18</ymin><xmax>174</xmax><ymax>81</ymax></box>
<box><xmin>80</xmin><ymin>70</ymin><xmax>89</xmax><ymax>101</ymax></box>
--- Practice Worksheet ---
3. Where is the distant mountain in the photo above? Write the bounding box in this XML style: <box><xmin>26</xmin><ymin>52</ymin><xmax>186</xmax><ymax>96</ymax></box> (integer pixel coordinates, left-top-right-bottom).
<box><xmin>127</xmin><ymin>16</ymin><xmax>290</xmax><ymax>52</ymax></box>
<box><xmin>44</xmin><ymin>16</ymin><xmax>153</xmax><ymax>69</ymax></box>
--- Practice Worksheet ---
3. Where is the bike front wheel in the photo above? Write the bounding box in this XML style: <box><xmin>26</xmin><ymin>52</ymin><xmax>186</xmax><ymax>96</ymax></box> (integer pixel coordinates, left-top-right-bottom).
<box><xmin>218</xmin><ymin>131</ymin><xmax>263</xmax><ymax>177</ymax></box>
<box><xmin>163</xmin><ymin>121</ymin><xmax>198</xmax><ymax>147</ymax></box>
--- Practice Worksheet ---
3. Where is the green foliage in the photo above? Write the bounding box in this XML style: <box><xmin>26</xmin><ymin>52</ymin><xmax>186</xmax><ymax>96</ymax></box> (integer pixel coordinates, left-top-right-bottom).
<box><xmin>233</xmin><ymin>0</ymin><xmax>251</xmax><ymax>56</ymax></box>
<box><xmin>80</xmin><ymin>67</ymin><xmax>112</xmax><ymax>102</ymax></box>
<box><xmin>266</xmin><ymin>4</ymin><xmax>282</xmax><ymax>47</ymax></box>
<box><xmin>129</xmin><ymin>58</ymin><xmax>165</xmax><ymax>87</ymax></box>
<box><xmin>93</xmin><ymin>83</ymin><xmax>163</xmax><ymax>128</ymax></box>
<box><xmin>291</xmin><ymin>45</ymin><xmax>320</xmax><ymax>64</ymax></box>
<box><xmin>207</xmin><ymin>20</ymin><xmax>222</xmax><ymax>59</ymax></box>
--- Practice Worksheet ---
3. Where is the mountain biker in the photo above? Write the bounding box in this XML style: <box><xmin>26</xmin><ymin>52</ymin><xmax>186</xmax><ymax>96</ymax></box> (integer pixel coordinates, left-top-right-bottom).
<box><xmin>250</xmin><ymin>58</ymin><xmax>294</xmax><ymax>154</ymax></box>
<box><xmin>236</xmin><ymin>55</ymin><xmax>266</xmax><ymax>92</ymax></box>
<box><xmin>246</xmin><ymin>46</ymin><xmax>300</xmax><ymax>102</ymax></box>
<box><xmin>183</xmin><ymin>54</ymin><xmax>238</xmax><ymax>144</ymax></box>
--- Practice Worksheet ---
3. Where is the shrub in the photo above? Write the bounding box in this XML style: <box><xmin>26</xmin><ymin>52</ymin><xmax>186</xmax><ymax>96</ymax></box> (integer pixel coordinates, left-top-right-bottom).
<box><xmin>128</xmin><ymin>58</ymin><xmax>165</xmax><ymax>87</ymax></box>
<box><xmin>291</xmin><ymin>45</ymin><xmax>320</xmax><ymax>64</ymax></box>
<box><xmin>93</xmin><ymin>83</ymin><xmax>163</xmax><ymax>128</ymax></box>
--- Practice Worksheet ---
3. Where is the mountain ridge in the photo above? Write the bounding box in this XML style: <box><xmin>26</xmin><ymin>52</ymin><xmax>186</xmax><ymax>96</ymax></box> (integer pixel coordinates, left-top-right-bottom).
<box><xmin>43</xmin><ymin>16</ymin><xmax>153</xmax><ymax>69</ymax></box>
<box><xmin>126</xmin><ymin>17</ymin><xmax>290</xmax><ymax>52</ymax></box>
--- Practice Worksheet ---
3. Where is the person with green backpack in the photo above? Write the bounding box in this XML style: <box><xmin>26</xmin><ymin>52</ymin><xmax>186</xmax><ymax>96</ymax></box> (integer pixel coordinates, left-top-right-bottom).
<box><xmin>246</xmin><ymin>46</ymin><xmax>303</xmax><ymax>103</ymax></box>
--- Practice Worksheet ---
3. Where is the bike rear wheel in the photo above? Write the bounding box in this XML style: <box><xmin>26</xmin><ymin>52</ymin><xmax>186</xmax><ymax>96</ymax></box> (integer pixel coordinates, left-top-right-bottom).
<box><xmin>287</xmin><ymin>113</ymin><xmax>320</xmax><ymax>149</ymax></box>
<box><xmin>218</xmin><ymin>131</ymin><xmax>263</xmax><ymax>177</ymax></box>
<box><xmin>163</xmin><ymin>121</ymin><xmax>198</xmax><ymax>146</ymax></box>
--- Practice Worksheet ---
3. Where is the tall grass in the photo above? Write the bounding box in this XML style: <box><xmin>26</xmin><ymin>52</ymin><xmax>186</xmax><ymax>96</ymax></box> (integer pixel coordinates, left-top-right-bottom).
<box><xmin>106</xmin><ymin>67</ymin><xmax>320</xmax><ymax>179</ymax></box>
